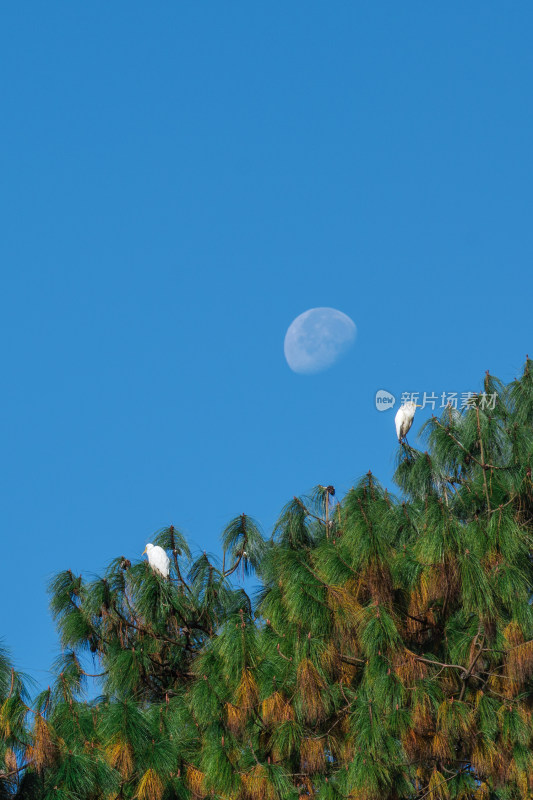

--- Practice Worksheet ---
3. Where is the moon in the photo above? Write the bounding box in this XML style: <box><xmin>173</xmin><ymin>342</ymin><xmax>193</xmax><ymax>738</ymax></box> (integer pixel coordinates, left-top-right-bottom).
<box><xmin>284</xmin><ymin>308</ymin><xmax>357</xmax><ymax>374</ymax></box>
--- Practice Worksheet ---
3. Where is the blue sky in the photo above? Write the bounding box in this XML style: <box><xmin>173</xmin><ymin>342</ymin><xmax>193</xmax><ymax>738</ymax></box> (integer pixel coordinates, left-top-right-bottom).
<box><xmin>1</xmin><ymin>3</ymin><xmax>532</xmax><ymax>683</ymax></box>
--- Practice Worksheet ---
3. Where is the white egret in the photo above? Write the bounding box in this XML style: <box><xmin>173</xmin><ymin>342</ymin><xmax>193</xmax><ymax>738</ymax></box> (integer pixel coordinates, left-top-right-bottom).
<box><xmin>142</xmin><ymin>543</ymin><xmax>170</xmax><ymax>578</ymax></box>
<box><xmin>395</xmin><ymin>401</ymin><xmax>422</xmax><ymax>442</ymax></box>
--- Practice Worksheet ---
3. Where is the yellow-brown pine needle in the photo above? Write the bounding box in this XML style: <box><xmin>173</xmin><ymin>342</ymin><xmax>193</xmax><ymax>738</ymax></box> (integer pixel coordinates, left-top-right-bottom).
<box><xmin>471</xmin><ymin>739</ymin><xmax>504</xmax><ymax>780</ymax></box>
<box><xmin>320</xmin><ymin>641</ymin><xmax>342</xmax><ymax>677</ymax></box>
<box><xmin>393</xmin><ymin>651</ymin><xmax>428</xmax><ymax>684</ymax></box>
<box><xmin>365</xmin><ymin>563</ymin><xmax>393</xmax><ymax>605</ymax></box>
<box><xmin>226</xmin><ymin>703</ymin><xmax>246</xmax><ymax>735</ymax></box>
<box><xmin>261</xmin><ymin>691</ymin><xmax>294</xmax><ymax>726</ymax></box>
<box><xmin>27</xmin><ymin>714</ymin><xmax>57</xmax><ymax>773</ymax></box>
<box><xmin>401</xmin><ymin>728</ymin><xmax>428</xmax><ymax>761</ymax></box>
<box><xmin>503</xmin><ymin>621</ymin><xmax>523</xmax><ymax>648</ymax></box>
<box><xmin>135</xmin><ymin>768</ymin><xmax>164</xmax><ymax>800</ymax></box>
<box><xmin>474</xmin><ymin>782</ymin><xmax>490</xmax><ymax>800</ymax></box>
<box><xmin>412</xmin><ymin>696</ymin><xmax>434</xmax><ymax>737</ymax></box>
<box><xmin>235</xmin><ymin>669</ymin><xmax>259</xmax><ymax>712</ymax></box>
<box><xmin>300</xmin><ymin>737</ymin><xmax>325</xmax><ymax>774</ymax></box>
<box><xmin>427</xmin><ymin>768</ymin><xmax>451</xmax><ymax>800</ymax></box>
<box><xmin>297</xmin><ymin>658</ymin><xmax>327</xmax><ymax>724</ymax></box>
<box><xmin>242</xmin><ymin>765</ymin><xmax>276</xmax><ymax>800</ymax></box>
<box><xmin>186</xmin><ymin>766</ymin><xmax>206</xmax><ymax>799</ymax></box>
<box><xmin>506</xmin><ymin>760</ymin><xmax>529</xmax><ymax>796</ymax></box>
<box><xmin>107</xmin><ymin>739</ymin><xmax>134</xmax><ymax>779</ymax></box>
<box><xmin>0</xmin><ymin>700</ymin><xmax>11</xmax><ymax>738</ymax></box>
<box><xmin>4</xmin><ymin>748</ymin><xmax>17</xmax><ymax>774</ymax></box>
<box><xmin>327</xmin><ymin>586</ymin><xmax>363</xmax><ymax>628</ymax></box>
<box><xmin>506</xmin><ymin>635</ymin><xmax>533</xmax><ymax>685</ymax></box>
<box><xmin>340</xmin><ymin>661</ymin><xmax>357</xmax><ymax>684</ymax></box>
<box><xmin>335</xmin><ymin>735</ymin><xmax>355</xmax><ymax>768</ymax></box>
<box><xmin>431</xmin><ymin>731</ymin><xmax>453</xmax><ymax>761</ymax></box>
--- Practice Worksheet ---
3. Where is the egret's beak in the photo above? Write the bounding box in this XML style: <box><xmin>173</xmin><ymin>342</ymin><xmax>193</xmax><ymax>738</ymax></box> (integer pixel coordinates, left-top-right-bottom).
<box><xmin>416</xmin><ymin>405</ymin><xmax>423</xmax><ymax>408</ymax></box>
<box><xmin>142</xmin><ymin>547</ymin><xmax>147</xmax><ymax>555</ymax></box>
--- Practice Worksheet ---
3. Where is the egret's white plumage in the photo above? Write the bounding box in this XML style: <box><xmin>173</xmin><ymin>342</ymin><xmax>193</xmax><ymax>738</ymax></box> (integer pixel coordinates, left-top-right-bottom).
<box><xmin>394</xmin><ymin>401</ymin><xmax>421</xmax><ymax>442</ymax></box>
<box><xmin>143</xmin><ymin>543</ymin><xmax>170</xmax><ymax>578</ymax></box>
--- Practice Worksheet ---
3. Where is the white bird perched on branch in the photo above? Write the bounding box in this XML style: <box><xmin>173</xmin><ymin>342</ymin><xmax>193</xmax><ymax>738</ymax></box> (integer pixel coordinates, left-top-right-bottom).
<box><xmin>142</xmin><ymin>543</ymin><xmax>170</xmax><ymax>578</ymax></box>
<box><xmin>395</xmin><ymin>401</ymin><xmax>421</xmax><ymax>442</ymax></box>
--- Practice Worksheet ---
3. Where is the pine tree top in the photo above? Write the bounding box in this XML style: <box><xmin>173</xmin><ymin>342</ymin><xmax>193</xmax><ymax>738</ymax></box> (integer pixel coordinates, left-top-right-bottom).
<box><xmin>3</xmin><ymin>357</ymin><xmax>533</xmax><ymax>799</ymax></box>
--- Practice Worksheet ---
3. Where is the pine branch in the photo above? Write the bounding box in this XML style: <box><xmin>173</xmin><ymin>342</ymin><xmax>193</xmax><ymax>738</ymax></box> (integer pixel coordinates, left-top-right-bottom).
<box><xmin>417</xmin><ymin>768</ymin><xmax>467</xmax><ymax>799</ymax></box>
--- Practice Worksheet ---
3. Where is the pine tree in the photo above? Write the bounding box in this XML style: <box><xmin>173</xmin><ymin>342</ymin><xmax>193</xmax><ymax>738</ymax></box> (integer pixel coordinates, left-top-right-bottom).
<box><xmin>0</xmin><ymin>643</ymin><xmax>33</xmax><ymax>798</ymax></box>
<box><xmin>8</xmin><ymin>357</ymin><xmax>533</xmax><ymax>799</ymax></box>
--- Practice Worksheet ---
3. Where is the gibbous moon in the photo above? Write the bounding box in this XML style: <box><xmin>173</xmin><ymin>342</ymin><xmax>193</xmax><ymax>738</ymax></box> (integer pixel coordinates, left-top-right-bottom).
<box><xmin>284</xmin><ymin>308</ymin><xmax>357</xmax><ymax>374</ymax></box>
